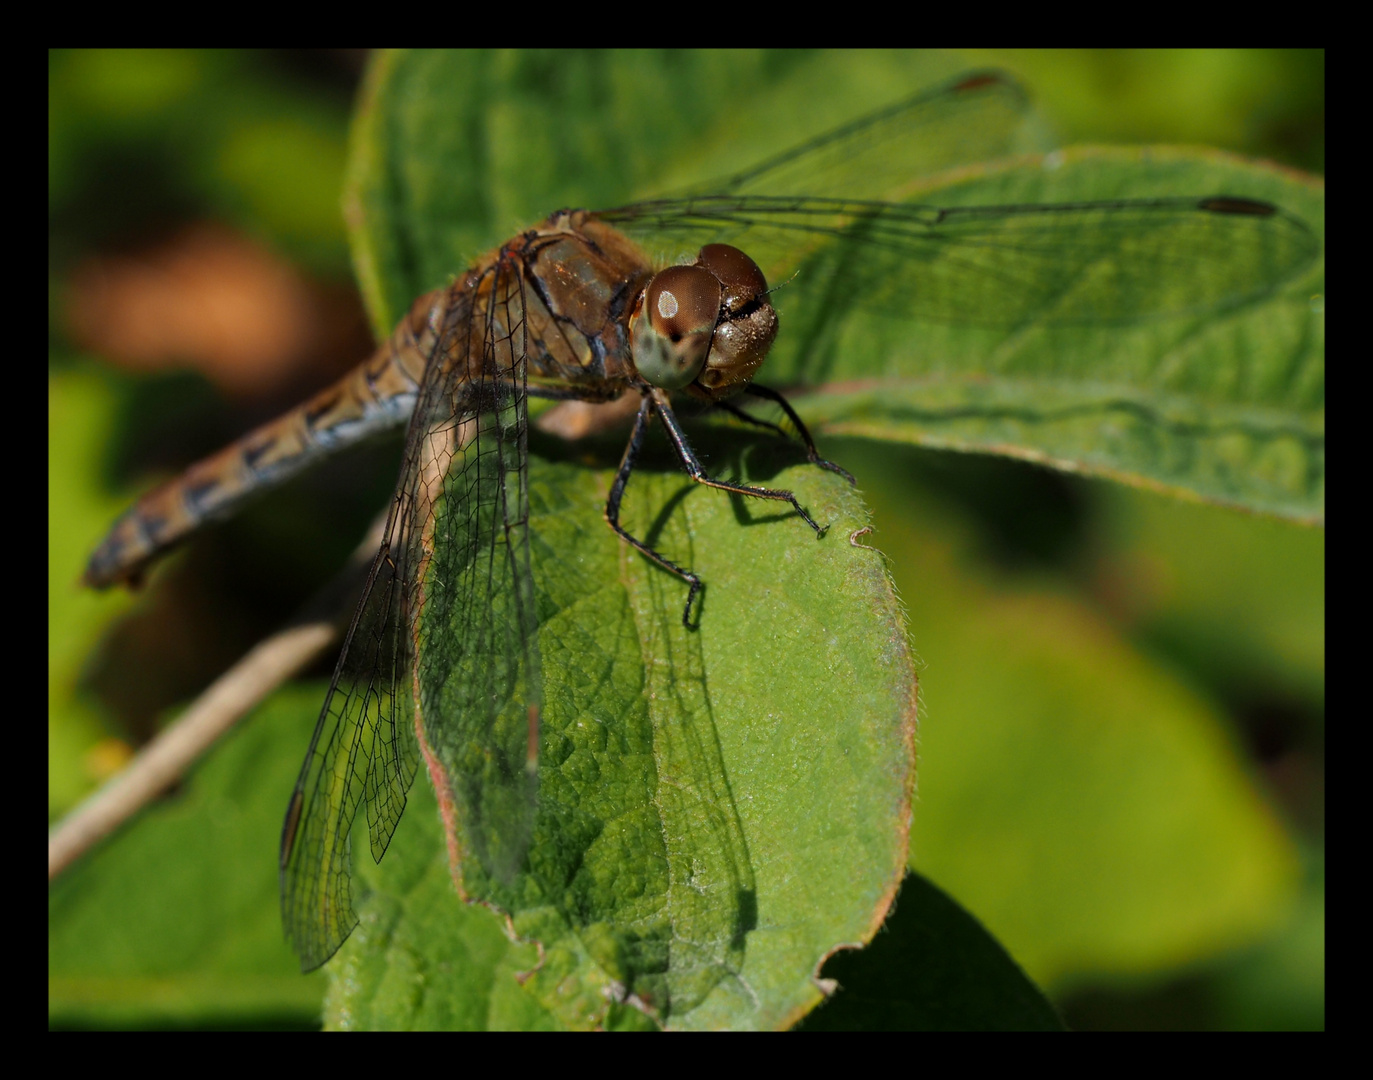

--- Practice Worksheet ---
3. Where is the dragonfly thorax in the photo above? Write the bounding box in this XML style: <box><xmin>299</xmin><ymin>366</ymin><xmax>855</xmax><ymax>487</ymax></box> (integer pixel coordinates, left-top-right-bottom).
<box><xmin>630</xmin><ymin>243</ymin><xmax>778</xmax><ymax>401</ymax></box>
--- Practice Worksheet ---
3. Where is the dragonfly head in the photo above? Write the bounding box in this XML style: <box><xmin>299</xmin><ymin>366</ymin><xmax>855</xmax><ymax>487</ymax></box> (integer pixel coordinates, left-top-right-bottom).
<box><xmin>631</xmin><ymin>244</ymin><xmax>778</xmax><ymax>401</ymax></box>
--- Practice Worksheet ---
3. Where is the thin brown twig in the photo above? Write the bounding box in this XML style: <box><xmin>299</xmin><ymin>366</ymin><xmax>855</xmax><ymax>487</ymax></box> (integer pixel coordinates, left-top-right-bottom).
<box><xmin>48</xmin><ymin>516</ymin><xmax>386</xmax><ymax>881</ymax></box>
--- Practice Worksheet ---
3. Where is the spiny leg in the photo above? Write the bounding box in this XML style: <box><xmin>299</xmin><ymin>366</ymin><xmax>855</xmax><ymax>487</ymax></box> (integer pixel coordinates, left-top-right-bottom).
<box><xmin>605</xmin><ymin>390</ymin><xmax>830</xmax><ymax>627</ymax></box>
<box><xmin>651</xmin><ymin>388</ymin><xmax>825</xmax><ymax>536</ymax></box>
<box><xmin>604</xmin><ymin>394</ymin><xmax>704</xmax><ymax>626</ymax></box>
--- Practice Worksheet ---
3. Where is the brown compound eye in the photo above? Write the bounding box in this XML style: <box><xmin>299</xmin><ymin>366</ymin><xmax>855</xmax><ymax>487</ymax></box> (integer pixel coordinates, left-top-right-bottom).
<box><xmin>633</xmin><ymin>264</ymin><xmax>723</xmax><ymax>389</ymax></box>
<box><xmin>696</xmin><ymin>244</ymin><xmax>768</xmax><ymax>311</ymax></box>
<box><xmin>688</xmin><ymin>244</ymin><xmax>778</xmax><ymax>400</ymax></box>
<box><xmin>647</xmin><ymin>264</ymin><xmax>721</xmax><ymax>340</ymax></box>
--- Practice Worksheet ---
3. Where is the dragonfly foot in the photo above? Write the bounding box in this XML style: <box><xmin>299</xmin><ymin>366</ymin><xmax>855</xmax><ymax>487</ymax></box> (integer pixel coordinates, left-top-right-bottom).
<box><xmin>811</xmin><ymin>455</ymin><xmax>857</xmax><ymax>486</ymax></box>
<box><xmin>790</xmin><ymin>499</ymin><xmax>824</xmax><ymax>535</ymax></box>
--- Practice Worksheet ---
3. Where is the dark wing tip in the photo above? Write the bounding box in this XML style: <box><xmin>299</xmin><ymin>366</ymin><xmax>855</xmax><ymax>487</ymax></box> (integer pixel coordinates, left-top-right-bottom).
<box><xmin>951</xmin><ymin>70</ymin><xmax>1022</xmax><ymax>96</ymax></box>
<box><xmin>1197</xmin><ymin>196</ymin><xmax>1279</xmax><ymax>217</ymax></box>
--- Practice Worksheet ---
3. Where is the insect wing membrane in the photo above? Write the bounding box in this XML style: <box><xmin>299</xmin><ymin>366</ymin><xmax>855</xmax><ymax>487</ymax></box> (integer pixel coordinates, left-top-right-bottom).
<box><xmin>604</xmin><ymin>192</ymin><xmax>1317</xmax><ymax>328</ymax></box>
<box><xmin>717</xmin><ymin>70</ymin><xmax>1033</xmax><ymax>203</ymax></box>
<box><xmin>602</xmin><ymin>70</ymin><xmax>1032</xmax><ymax>286</ymax></box>
<box><xmin>279</xmin><ymin>256</ymin><xmax>542</xmax><ymax>971</ymax></box>
<box><xmin>279</xmin><ymin>436</ymin><xmax>422</xmax><ymax>972</ymax></box>
<box><xmin>415</xmin><ymin>254</ymin><xmax>541</xmax><ymax>890</ymax></box>
<box><xmin>600</xmin><ymin>71</ymin><xmax>1315</xmax><ymax>327</ymax></box>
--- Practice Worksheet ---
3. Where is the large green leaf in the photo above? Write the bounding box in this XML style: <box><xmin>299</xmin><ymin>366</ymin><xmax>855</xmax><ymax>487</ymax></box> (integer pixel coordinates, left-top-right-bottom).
<box><xmin>333</xmin><ymin>430</ymin><xmax>917</xmax><ymax>1029</ymax></box>
<box><xmin>780</xmin><ymin>150</ymin><xmax>1324</xmax><ymax>524</ymax></box>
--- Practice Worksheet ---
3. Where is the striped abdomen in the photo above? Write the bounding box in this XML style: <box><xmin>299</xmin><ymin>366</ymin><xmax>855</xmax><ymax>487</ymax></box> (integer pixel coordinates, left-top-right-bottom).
<box><xmin>83</xmin><ymin>287</ymin><xmax>445</xmax><ymax>588</ymax></box>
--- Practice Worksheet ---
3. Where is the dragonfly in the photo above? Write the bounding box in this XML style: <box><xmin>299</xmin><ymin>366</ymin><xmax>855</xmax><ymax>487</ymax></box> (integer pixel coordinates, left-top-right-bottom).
<box><xmin>82</xmin><ymin>71</ymin><xmax>1319</xmax><ymax>972</ymax></box>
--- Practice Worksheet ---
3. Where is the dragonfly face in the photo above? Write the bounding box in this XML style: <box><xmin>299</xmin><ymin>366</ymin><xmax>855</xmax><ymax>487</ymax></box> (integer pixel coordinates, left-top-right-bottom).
<box><xmin>629</xmin><ymin>243</ymin><xmax>779</xmax><ymax>399</ymax></box>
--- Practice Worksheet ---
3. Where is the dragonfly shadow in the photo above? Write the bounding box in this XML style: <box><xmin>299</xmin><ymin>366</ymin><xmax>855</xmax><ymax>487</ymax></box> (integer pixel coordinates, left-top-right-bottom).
<box><xmin>695</xmin><ymin>423</ymin><xmax>832</xmax><ymax>533</ymax></box>
<box><xmin>528</xmin><ymin>405</ymin><xmax>826</xmax><ymax>540</ymax></box>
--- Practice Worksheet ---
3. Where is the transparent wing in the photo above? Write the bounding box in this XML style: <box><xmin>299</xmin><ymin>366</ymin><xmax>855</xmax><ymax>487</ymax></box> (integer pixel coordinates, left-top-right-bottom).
<box><xmin>412</xmin><ymin>252</ymin><xmax>541</xmax><ymax>888</ymax></box>
<box><xmin>279</xmin><ymin>255</ymin><xmax>542</xmax><ymax>972</ymax></box>
<box><xmin>278</xmin><ymin>437</ymin><xmax>423</xmax><ymax>972</ymax></box>
<box><xmin>600</xmin><ymin>194</ymin><xmax>1320</xmax><ymax>326</ymax></box>
<box><xmin>703</xmin><ymin>70</ymin><xmax>1035</xmax><ymax>204</ymax></box>
<box><xmin>601</xmin><ymin>69</ymin><xmax>1316</xmax><ymax>327</ymax></box>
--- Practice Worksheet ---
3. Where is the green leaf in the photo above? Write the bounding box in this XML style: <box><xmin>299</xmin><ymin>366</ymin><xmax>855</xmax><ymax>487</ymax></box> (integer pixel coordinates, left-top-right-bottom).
<box><xmin>333</xmin><ymin>433</ymin><xmax>917</xmax><ymax>1029</ymax></box>
<box><xmin>330</xmin><ymin>48</ymin><xmax>1322</xmax><ymax>1027</ymax></box>
<box><xmin>48</xmin><ymin>685</ymin><xmax>328</xmax><ymax>1029</ymax></box>
<box><xmin>780</xmin><ymin>150</ymin><xmax>1324</xmax><ymax>524</ymax></box>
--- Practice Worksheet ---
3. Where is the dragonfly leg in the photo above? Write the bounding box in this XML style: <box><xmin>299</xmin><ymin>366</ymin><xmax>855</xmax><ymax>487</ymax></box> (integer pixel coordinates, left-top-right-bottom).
<box><xmin>607</xmin><ymin>390</ymin><xmax>831</xmax><ymax>626</ymax></box>
<box><xmin>738</xmin><ymin>383</ymin><xmax>856</xmax><ymax>485</ymax></box>
<box><xmin>651</xmin><ymin>389</ymin><xmax>825</xmax><ymax>537</ymax></box>
<box><xmin>605</xmin><ymin>394</ymin><xmax>704</xmax><ymax>626</ymax></box>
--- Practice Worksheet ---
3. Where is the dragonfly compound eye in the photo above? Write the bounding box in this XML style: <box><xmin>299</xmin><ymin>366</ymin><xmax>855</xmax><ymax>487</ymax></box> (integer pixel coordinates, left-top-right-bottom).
<box><xmin>693</xmin><ymin>245</ymin><xmax>778</xmax><ymax>399</ymax></box>
<box><xmin>697</xmin><ymin>244</ymin><xmax>769</xmax><ymax>310</ymax></box>
<box><xmin>633</xmin><ymin>264</ymin><xmax>722</xmax><ymax>390</ymax></box>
